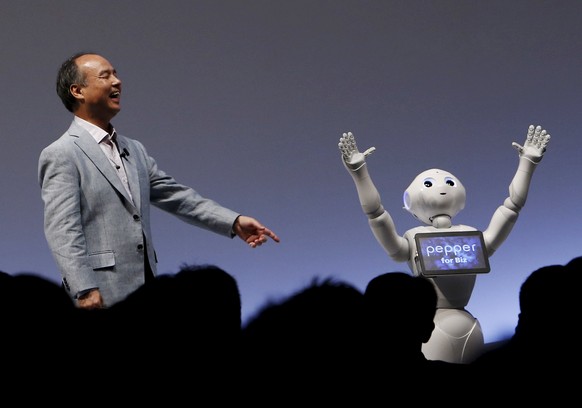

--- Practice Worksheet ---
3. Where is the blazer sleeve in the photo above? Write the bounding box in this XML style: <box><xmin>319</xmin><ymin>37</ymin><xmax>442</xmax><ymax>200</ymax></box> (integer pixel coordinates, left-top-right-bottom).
<box><xmin>38</xmin><ymin>140</ymin><xmax>99</xmax><ymax>296</ymax></box>
<box><xmin>129</xmin><ymin>138</ymin><xmax>240</xmax><ymax>238</ymax></box>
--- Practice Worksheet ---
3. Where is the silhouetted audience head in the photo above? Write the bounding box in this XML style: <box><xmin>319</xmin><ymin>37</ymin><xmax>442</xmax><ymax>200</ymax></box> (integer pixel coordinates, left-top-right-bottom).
<box><xmin>241</xmin><ymin>276</ymin><xmax>365</xmax><ymax>394</ymax></box>
<box><xmin>172</xmin><ymin>263</ymin><xmax>242</xmax><ymax>335</ymax></box>
<box><xmin>363</xmin><ymin>271</ymin><xmax>437</xmax><ymax>354</ymax></box>
<box><xmin>471</xmin><ymin>258</ymin><xmax>582</xmax><ymax>400</ymax></box>
<box><xmin>244</xmin><ymin>277</ymin><xmax>364</xmax><ymax>344</ymax></box>
<box><xmin>566</xmin><ymin>256</ymin><xmax>582</xmax><ymax>271</ymax></box>
<box><xmin>360</xmin><ymin>271</ymin><xmax>473</xmax><ymax>398</ymax></box>
<box><xmin>111</xmin><ymin>263</ymin><xmax>240</xmax><ymax>334</ymax></box>
<box><xmin>514</xmin><ymin>264</ymin><xmax>569</xmax><ymax>346</ymax></box>
<box><xmin>5</xmin><ymin>256</ymin><xmax>579</xmax><ymax>400</ymax></box>
<box><xmin>3</xmin><ymin>272</ymin><xmax>77</xmax><ymax>335</ymax></box>
<box><xmin>104</xmin><ymin>263</ymin><xmax>243</xmax><ymax>392</ymax></box>
<box><xmin>0</xmin><ymin>271</ymin><xmax>81</xmax><ymax>389</ymax></box>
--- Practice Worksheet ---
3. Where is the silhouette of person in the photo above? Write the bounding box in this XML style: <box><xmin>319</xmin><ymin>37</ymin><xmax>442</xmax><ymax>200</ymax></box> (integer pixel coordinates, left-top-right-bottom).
<box><xmin>472</xmin><ymin>259</ymin><xmax>581</xmax><ymax>401</ymax></box>
<box><xmin>361</xmin><ymin>271</ymin><xmax>470</xmax><ymax>397</ymax></box>
<box><xmin>102</xmin><ymin>263</ymin><xmax>243</xmax><ymax>398</ymax></box>
<box><xmin>0</xmin><ymin>272</ymin><xmax>81</xmax><ymax>391</ymax></box>
<box><xmin>363</xmin><ymin>272</ymin><xmax>437</xmax><ymax>363</ymax></box>
<box><xmin>241</xmin><ymin>277</ymin><xmax>366</xmax><ymax>398</ymax></box>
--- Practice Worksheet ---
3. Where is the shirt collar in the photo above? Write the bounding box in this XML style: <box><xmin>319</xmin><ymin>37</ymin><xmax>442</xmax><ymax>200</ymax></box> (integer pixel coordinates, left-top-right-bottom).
<box><xmin>74</xmin><ymin>116</ymin><xmax>117</xmax><ymax>144</ymax></box>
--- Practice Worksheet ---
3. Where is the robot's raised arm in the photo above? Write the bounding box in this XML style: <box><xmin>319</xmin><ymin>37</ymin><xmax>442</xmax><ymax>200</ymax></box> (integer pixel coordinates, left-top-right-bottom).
<box><xmin>338</xmin><ymin>132</ymin><xmax>382</xmax><ymax>216</ymax></box>
<box><xmin>338</xmin><ymin>132</ymin><xmax>409</xmax><ymax>261</ymax></box>
<box><xmin>483</xmin><ymin>125</ymin><xmax>551</xmax><ymax>255</ymax></box>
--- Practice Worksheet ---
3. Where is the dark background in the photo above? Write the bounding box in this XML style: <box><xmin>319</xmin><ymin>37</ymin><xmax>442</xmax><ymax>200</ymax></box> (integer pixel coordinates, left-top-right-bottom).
<box><xmin>2</xmin><ymin>0</ymin><xmax>580</xmax><ymax>343</ymax></box>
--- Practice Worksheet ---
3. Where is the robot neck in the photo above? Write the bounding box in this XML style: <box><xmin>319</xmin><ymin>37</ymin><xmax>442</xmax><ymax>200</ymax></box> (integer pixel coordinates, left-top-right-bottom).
<box><xmin>430</xmin><ymin>215</ymin><xmax>452</xmax><ymax>228</ymax></box>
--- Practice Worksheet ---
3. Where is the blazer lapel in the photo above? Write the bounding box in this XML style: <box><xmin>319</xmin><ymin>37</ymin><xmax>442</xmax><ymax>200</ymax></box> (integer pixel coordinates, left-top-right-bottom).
<box><xmin>116</xmin><ymin>136</ymin><xmax>141</xmax><ymax>211</ymax></box>
<box><xmin>68</xmin><ymin>122</ymin><xmax>136</xmax><ymax>207</ymax></box>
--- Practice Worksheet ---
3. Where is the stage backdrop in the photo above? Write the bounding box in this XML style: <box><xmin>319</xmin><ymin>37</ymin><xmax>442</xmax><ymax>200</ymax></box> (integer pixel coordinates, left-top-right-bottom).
<box><xmin>1</xmin><ymin>0</ymin><xmax>580</xmax><ymax>344</ymax></box>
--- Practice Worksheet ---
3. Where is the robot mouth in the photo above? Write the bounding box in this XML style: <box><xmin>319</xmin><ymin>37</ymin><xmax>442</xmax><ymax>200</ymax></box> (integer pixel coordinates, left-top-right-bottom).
<box><xmin>440</xmin><ymin>192</ymin><xmax>446</xmax><ymax>195</ymax></box>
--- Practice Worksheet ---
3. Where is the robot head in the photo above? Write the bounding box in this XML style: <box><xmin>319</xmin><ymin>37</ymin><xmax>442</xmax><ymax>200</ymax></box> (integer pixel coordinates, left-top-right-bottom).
<box><xmin>402</xmin><ymin>168</ymin><xmax>466</xmax><ymax>225</ymax></box>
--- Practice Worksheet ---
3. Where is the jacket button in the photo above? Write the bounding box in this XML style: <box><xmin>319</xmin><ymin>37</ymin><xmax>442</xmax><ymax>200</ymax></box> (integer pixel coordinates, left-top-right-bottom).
<box><xmin>137</xmin><ymin>244</ymin><xmax>144</xmax><ymax>250</ymax></box>
<box><xmin>133</xmin><ymin>214</ymin><xmax>140</xmax><ymax>221</ymax></box>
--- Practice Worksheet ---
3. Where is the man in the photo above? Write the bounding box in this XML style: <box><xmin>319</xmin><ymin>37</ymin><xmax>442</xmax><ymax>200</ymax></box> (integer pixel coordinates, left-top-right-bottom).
<box><xmin>39</xmin><ymin>52</ymin><xmax>279</xmax><ymax>310</ymax></box>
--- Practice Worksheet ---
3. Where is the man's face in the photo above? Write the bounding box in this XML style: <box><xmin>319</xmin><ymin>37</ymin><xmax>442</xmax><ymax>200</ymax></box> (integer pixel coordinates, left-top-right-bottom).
<box><xmin>75</xmin><ymin>54</ymin><xmax>122</xmax><ymax>124</ymax></box>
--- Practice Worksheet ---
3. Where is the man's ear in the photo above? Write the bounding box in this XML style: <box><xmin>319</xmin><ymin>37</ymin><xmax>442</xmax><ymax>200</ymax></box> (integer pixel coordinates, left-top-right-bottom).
<box><xmin>70</xmin><ymin>84</ymin><xmax>84</xmax><ymax>100</ymax></box>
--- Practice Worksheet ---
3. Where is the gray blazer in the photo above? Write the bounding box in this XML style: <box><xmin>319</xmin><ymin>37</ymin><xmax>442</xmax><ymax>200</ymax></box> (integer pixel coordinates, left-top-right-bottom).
<box><xmin>38</xmin><ymin>120</ymin><xmax>239</xmax><ymax>306</ymax></box>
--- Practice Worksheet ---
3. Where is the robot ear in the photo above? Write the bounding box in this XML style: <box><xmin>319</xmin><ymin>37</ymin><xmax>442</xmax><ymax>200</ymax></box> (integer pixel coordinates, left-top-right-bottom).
<box><xmin>403</xmin><ymin>191</ymin><xmax>412</xmax><ymax>211</ymax></box>
<box><xmin>403</xmin><ymin>191</ymin><xmax>421</xmax><ymax>221</ymax></box>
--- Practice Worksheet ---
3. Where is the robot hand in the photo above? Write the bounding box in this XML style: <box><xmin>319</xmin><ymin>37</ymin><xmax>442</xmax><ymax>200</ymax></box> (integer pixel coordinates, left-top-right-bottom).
<box><xmin>338</xmin><ymin>131</ymin><xmax>376</xmax><ymax>171</ymax></box>
<box><xmin>511</xmin><ymin>124</ymin><xmax>551</xmax><ymax>164</ymax></box>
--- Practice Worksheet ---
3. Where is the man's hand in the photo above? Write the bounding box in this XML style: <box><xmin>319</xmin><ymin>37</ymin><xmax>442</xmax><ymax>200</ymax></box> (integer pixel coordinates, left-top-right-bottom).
<box><xmin>77</xmin><ymin>288</ymin><xmax>105</xmax><ymax>309</ymax></box>
<box><xmin>233</xmin><ymin>215</ymin><xmax>280</xmax><ymax>248</ymax></box>
<box><xmin>512</xmin><ymin>124</ymin><xmax>551</xmax><ymax>164</ymax></box>
<box><xmin>338</xmin><ymin>132</ymin><xmax>376</xmax><ymax>171</ymax></box>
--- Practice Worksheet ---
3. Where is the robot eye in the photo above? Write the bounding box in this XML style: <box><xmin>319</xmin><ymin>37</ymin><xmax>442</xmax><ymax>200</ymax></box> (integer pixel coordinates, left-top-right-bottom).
<box><xmin>445</xmin><ymin>177</ymin><xmax>456</xmax><ymax>187</ymax></box>
<box><xmin>423</xmin><ymin>178</ymin><xmax>435</xmax><ymax>188</ymax></box>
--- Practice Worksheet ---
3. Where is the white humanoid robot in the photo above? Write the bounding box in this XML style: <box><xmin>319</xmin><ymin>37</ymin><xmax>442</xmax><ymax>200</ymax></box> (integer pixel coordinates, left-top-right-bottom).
<box><xmin>338</xmin><ymin>125</ymin><xmax>550</xmax><ymax>363</ymax></box>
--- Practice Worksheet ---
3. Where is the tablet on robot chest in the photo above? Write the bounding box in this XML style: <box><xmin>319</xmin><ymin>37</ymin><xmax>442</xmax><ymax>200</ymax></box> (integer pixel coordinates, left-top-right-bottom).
<box><xmin>414</xmin><ymin>231</ymin><xmax>491</xmax><ymax>277</ymax></box>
